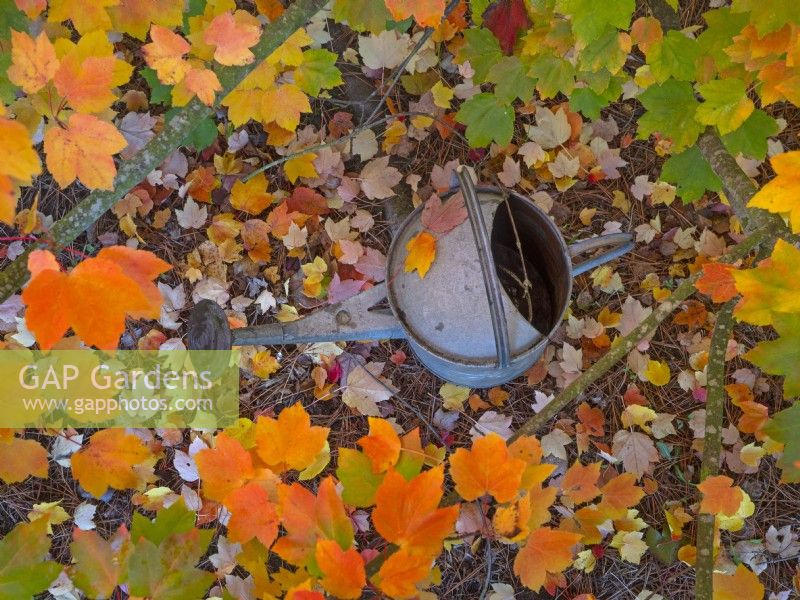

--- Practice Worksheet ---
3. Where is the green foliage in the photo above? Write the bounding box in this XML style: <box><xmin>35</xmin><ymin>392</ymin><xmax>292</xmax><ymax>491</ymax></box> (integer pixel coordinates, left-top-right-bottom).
<box><xmin>555</xmin><ymin>0</ymin><xmax>635</xmax><ymax>43</ymax></box>
<box><xmin>141</xmin><ymin>67</ymin><xmax>173</xmax><ymax>106</ymax></box>
<box><xmin>530</xmin><ymin>56</ymin><xmax>576</xmax><ymax>99</ymax></box>
<box><xmin>762</xmin><ymin>402</ymin><xmax>800</xmax><ymax>483</ymax></box>
<box><xmin>455</xmin><ymin>28</ymin><xmax>503</xmax><ymax>84</ymax></box>
<box><xmin>70</xmin><ymin>530</ymin><xmax>120</xmax><ymax>599</ymax></box>
<box><xmin>332</xmin><ymin>0</ymin><xmax>392</xmax><ymax>33</ymax></box>
<box><xmin>695</xmin><ymin>78</ymin><xmax>754</xmax><ymax>135</ymax></box>
<box><xmin>131</xmin><ymin>499</ymin><xmax>196</xmax><ymax>546</ymax></box>
<box><xmin>637</xmin><ymin>79</ymin><xmax>704</xmax><ymax>152</ymax></box>
<box><xmin>295</xmin><ymin>49</ymin><xmax>343</xmax><ymax>96</ymax></box>
<box><xmin>744</xmin><ymin>314</ymin><xmax>800</xmax><ymax>399</ymax></box>
<box><xmin>166</xmin><ymin>109</ymin><xmax>218</xmax><ymax>150</ymax></box>
<box><xmin>721</xmin><ymin>110</ymin><xmax>779</xmax><ymax>160</ymax></box>
<box><xmin>0</xmin><ymin>520</ymin><xmax>61</xmax><ymax>599</ymax></box>
<box><xmin>336</xmin><ymin>447</ymin><xmax>383</xmax><ymax>507</ymax></box>
<box><xmin>455</xmin><ymin>92</ymin><xmax>514</xmax><ymax>147</ymax></box>
<box><xmin>488</xmin><ymin>56</ymin><xmax>537</xmax><ymax>103</ymax></box>
<box><xmin>647</xmin><ymin>31</ymin><xmax>700</xmax><ymax>83</ymax></box>
<box><xmin>660</xmin><ymin>146</ymin><xmax>722</xmax><ymax>203</ymax></box>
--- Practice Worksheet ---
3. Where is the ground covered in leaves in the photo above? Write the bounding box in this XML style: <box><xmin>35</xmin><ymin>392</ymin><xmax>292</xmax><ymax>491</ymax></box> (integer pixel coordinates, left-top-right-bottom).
<box><xmin>2</xmin><ymin>0</ymin><xmax>800</xmax><ymax>599</ymax></box>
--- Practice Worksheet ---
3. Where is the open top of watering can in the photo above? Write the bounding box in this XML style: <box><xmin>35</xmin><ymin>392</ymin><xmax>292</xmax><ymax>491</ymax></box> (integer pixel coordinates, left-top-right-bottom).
<box><xmin>188</xmin><ymin>166</ymin><xmax>634</xmax><ymax>387</ymax></box>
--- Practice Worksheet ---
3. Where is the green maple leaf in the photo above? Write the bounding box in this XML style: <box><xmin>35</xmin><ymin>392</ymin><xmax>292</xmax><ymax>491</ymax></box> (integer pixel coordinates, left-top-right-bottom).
<box><xmin>762</xmin><ymin>402</ymin><xmax>800</xmax><ymax>483</ymax></box>
<box><xmin>488</xmin><ymin>56</ymin><xmax>536</xmax><ymax>103</ymax></box>
<box><xmin>0</xmin><ymin>3</ymin><xmax>26</xmax><ymax>103</ymax></box>
<box><xmin>70</xmin><ymin>530</ymin><xmax>121</xmax><ymax>599</ymax></box>
<box><xmin>336</xmin><ymin>447</ymin><xmax>384</xmax><ymax>507</ymax></box>
<box><xmin>295</xmin><ymin>49</ymin><xmax>343</xmax><ymax>96</ymax></box>
<box><xmin>455</xmin><ymin>28</ymin><xmax>503</xmax><ymax>84</ymax></box>
<box><xmin>141</xmin><ymin>68</ymin><xmax>173</xmax><ymax>106</ymax></box>
<box><xmin>0</xmin><ymin>520</ymin><xmax>61</xmax><ymax>599</ymax></box>
<box><xmin>744</xmin><ymin>313</ymin><xmax>800</xmax><ymax>399</ymax></box>
<box><xmin>637</xmin><ymin>79</ymin><xmax>705</xmax><ymax>151</ymax></box>
<box><xmin>697</xmin><ymin>8</ymin><xmax>750</xmax><ymax>72</ymax></box>
<box><xmin>130</xmin><ymin>499</ymin><xmax>195</xmax><ymax>546</ymax></box>
<box><xmin>455</xmin><ymin>93</ymin><xmax>514</xmax><ymax>147</ymax></box>
<box><xmin>579</xmin><ymin>28</ymin><xmax>629</xmax><ymax>75</ymax></box>
<box><xmin>555</xmin><ymin>0</ymin><xmax>635</xmax><ymax>43</ymax></box>
<box><xmin>695</xmin><ymin>78</ymin><xmax>755</xmax><ymax>135</ymax></box>
<box><xmin>647</xmin><ymin>30</ymin><xmax>701</xmax><ymax>82</ymax></box>
<box><xmin>721</xmin><ymin>109</ymin><xmax>779</xmax><ymax>160</ymax></box>
<box><xmin>331</xmin><ymin>0</ymin><xmax>392</xmax><ymax>33</ymax></box>
<box><xmin>660</xmin><ymin>146</ymin><xmax>722</xmax><ymax>203</ymax></box>
<box><xmin>530</xmin><ymin>56</ymin><xmax>576</xmax><ymax>99</ymax></box>
<box><xmin>731</xmin><ymin>0</ymin><xmax>797</xmax><ymax>35</ymax></box>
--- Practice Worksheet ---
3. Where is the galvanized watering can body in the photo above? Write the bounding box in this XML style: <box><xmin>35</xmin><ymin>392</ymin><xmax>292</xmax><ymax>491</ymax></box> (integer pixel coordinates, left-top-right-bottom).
<box><xmin>189</xmin><ymin>169</ymin><xmax>633</xmax><ymax>387</ymax></box>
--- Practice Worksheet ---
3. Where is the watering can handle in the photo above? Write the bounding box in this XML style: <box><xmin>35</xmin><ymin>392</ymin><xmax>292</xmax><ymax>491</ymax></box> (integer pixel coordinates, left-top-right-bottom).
<box><xmin>456</xmin><ymin>166</ymin><xmax>512</xmax><ymax>369</ymax></box>
<box><xmin>569</xmin><ymin>232</ymin><xmax>635</xmax><ymax>276</ymax></box>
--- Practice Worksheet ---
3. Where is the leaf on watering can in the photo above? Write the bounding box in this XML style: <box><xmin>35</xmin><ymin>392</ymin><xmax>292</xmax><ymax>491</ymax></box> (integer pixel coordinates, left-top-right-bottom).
<box><xmin>404</xmin><ymin>231</ymin><xmax>436</xmax><ymax>279</ymax></box>
<box><xmin>421</xmin><ymin>192</ymin><xmax>468</xmax><ymax>235</ymax></box>
<box><xmin>342</xmin><ymin>362</ymin><xmax>397</xmax><ymax>416</ymax></box>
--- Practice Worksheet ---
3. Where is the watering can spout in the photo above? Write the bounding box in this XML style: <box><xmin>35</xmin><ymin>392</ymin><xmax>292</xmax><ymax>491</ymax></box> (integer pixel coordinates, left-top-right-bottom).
<box><xmin>187</xmin><ymin>282</ymin><xmax>405</xmax><ymax>351</ymax></box>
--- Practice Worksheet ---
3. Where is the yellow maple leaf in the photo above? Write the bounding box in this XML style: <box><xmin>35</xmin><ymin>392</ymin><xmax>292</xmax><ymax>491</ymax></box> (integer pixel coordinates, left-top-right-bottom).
<box><xmin>431</xmin><ymin>81</ymin><xmax>454</xmax><ymax>109</ymax></box>
<box><xmin>643</xmin><ymin>359</ymin><xmax>670</xmax><ymax>386</ymax></box>
<box><xmin>0</xmin><ymin>118</ymin><xmax>41</xmax><ymax>184</ymax></box>
<box><xmin>748</xmin><ymin>151</ymin><xmax>800</xmax><ymax>233</ymax></box>
<box><xmin>261</xmin><ymin>83</ymin><xmax>311</xmax><ymax>131</ymax></box>
<box><xmin>142</xmin><ymin>24</ymin><xmax>191</xmax><ymax>85</ymax></box>
<box><xmin>284</xmin><ymin>152</ymin><xmax>318</xmax><ymax>184</ymax></box>
<box><xmin>713</xmin><ymin>564</ymin><xmax>764</xmax><ymax>600</ymax></box>
<box><xmin>48</xmin><ymin>0</ymin><xmax>119</xmax><ymax>34</ymax></box>
<box><xmin>109</xmin><ymin>0</ymin><xmax>184</xmax><ymax>41</ymax></box>
<box><xmin>230</xmin><ymin>172</ymin><xmax>273</xmax><ymax>215</ymax></box>
<box><xmin>251</xmin><ymin>350</ymin><xmax>280</xmax><ymax>379</ymax></box>
<box><xmin>267</xmin><ymin>28</ymin><xmax>312</xmax><ymax>67</ymax></box>
<box><xmin>404</xmin><ymin>231</ymin><xmax>436</xmax><ymax>279</ymax></box>
<box><xmin>7</xmin><ymin>31</ymin><xmax>59</xmax><ymax>94</ymax></box>
<box><xmin>43</xmin><ymin>114</ymin><xmax>127</xmax><ymax>190</ymax></box>
<box><xmin>732</xmin><ymin>239</ymin><xmax>800</xmax><ymax>325</ymax></box>
<box><xmin>203</xmin><ymin>10</ymin><xmax>262</xmax><ymax>66</ymax></box>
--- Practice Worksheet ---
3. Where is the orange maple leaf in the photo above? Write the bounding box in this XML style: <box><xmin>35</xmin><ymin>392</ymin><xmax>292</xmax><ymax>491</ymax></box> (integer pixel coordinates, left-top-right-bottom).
<box><xmin>748</xmin><ymin>151</ymin><xmax>800</xmax><ymax>233</ymax></box>
<box><xmin>261</xmin><ymin>84</ymin><xmax>312</xmax><ymax>131</ymax></box>
<box><xmin>598</xmin><ymin>472</ymin><xmax>645</xmax><ymax>518</ymax></box>
<box><xmin>404</xmin><ymin>231</ymin><xmax>436</xmax><ymax>279</ymax></box>
<box><xmin>7</xmin><ymin>30</ymin><xmax>59</xmax><ymax>94</ymax></box>
<box><xmin>384</xmin><ymin>0</ymin><xmax>446</xmax><ymax>28</ymax></box>
<box><xmin>71</xmin><ymin>429</ymin><xmax>152</xmax><ymax>498</ymax></box>
<box><xmin>372</xmin><ymin>466</ymin><xmax>459</xmax><ymax>554</ymax></box>
<box><xmin>449</xmin><ymin>433</ymin><xmax>526</xmax><ymax>503</ymax></box>
<box><xmin>697</xmin><ymin>475</ymin><xmax>744</xmax><ymax>516</ymax></box>
<box><xmin>374</xmin><ymin>548</ymin><xmax>434</xmax><ymax>599</ymax></box>
<box><xmin>173</xmin><ymin>67</ymin><xmax>223</xmax><ymax>107</ymax></box>
<box><xmin>230</xmin><ymin>172</ymin><xmax>274</xmax><ymax>215</ymax></box>
<box><xmin>561</xmin><ymin>462</ymin><xmax>602</xmax><ymax>505</ymax></box>
<box><xmin>254</xmin><ymin>403</ymin><xmax>329</xmax><ymax>473</ymax></box>
<box><xmin>513</xmin><ymin>527</ymin><xmax>582</xmax><ymax>592</ymax></box>
<box><xmin>143</xmin><ymin>24</ymin><xmax>191</xmax><ymax>85</ymax></box>
<box><xmin>43</xmin><ymin>114</ymin><xmax>127</xmax><ymax>190</ymax></box>
<box><xmin>54</xmin><ymin>54</ymin><xmax>117</xmax><ymax>114</ymax></box>
<box><xmin>273</xmin><ymin>477</ymin><xmax>354</xmax><ymax>567</ymax></box>
<box><xmin>0</xmin><ymin>433</ymin><xmax>48</xmax><ymax>484</ymax></box>
<box><xmin>224</xmin><ymin>481</ymin><xmax>279</xmax><ymax>547</ymax></box>
<box><xmin>696</xmin><ymin>262</ymin><xmax>738</xmax><ymax>303</ymax></box>
<box><xmin>195</xmin><ymin>432</ymin><xmax>255</xmax><ymax>503</ymax></box>
<box><xmin>0</xmin><ymin>117</ymin><xmax>41</xmax><ymax>185</ymax></box>
<box><xmin>22</xmin><ymin>247</ymin><xmax>170</xmax><ymax>350</ymax></box>
<box><xmin>713</xmin><ymin>564</ymin><xmax>764</xmax><ymax>600</ymax></box>
<box><xmin>315</xmin><ymin>540</ymin><xmax>366</xmax><ymax>600</ymax></box>
<box><xmin>109</xmin><ymin>0</ymin><xmax>184</xmax><ymax>40</ymax></box>
<box><xmin>357</xmin><ymin>417</ymin><xmax>401</xmax><ymax>474</ymax></box>
<box><xmin>203</xmin><ymin>10</ymin><xmax>262</xmax><ymax>66</ymax></box>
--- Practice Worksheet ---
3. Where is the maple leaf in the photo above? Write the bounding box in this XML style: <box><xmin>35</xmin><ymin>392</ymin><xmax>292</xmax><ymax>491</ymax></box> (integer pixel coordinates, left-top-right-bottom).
<box><xmin>54</xmin><ymin>53</ymin><xmax>118</xmax><ymax>114</ymax></box>
<box><xmin>230</xmin><ymin>172</ymin><xmax>273</xmax><ymax>215</ymax></box>
<box><xmin>204</xmin><ymin>10</ymin><xmax>262</xmax><ymax>66</ymax></box>
<box><xmin>315</xmin><ymin>540</ymin><xmax>366</xmax><ymax>599</ymax></box>
<box><xmin>109</xmin><ymin>0</ymin><xmax>184</xmax><ymax>40</ymax></box>
<box><xmin>195</xmin><ymin>432</ymin><xmax>255</xmax><ymax>502</ymax></box>
<box><xmin>284</xmin><ymin>152</ymin><xmax>318</xmax><ymax>183</ymax></box>
<box><xmin>713</xmin><ymin>564</ymin><xmax>764</xmax><ymax>600</ymax></box>
<box><xmin>142</xmin><ymin>24</ymin><xmax>191</xmax><ymax>85</ymax></box>
<box><xmin>294</xmin><ymin>48</ymin><xmax>344</xmax><ymax>96</ymax></box>
<box><xmin>71</xmin><ymin>429</ymin><xmax>152</xmax><ymax>498</ymax></box>
<box><xmin>449</xmin><ymin>433</ymin><xmax>527</xmax><ymax>503</ymax></box>
<box><xmin>513</xmin><ymin>527</ymin><xmax>582</xmax><ymax>592</ymax></box>
<box><xmin>483</xmin><ymin>0</ymin><xmax>531</xmax><ymax>54</ymax></box>
<box><xmin>744</xmin><ymin>313</ymin><xmax>800</xmax><ymax>398</ymax></box>
<box><xmin>224</xmin><ymin>482</ymin><xmax>280</xmax><ymax>547</ymax></box>
<box><xmin>14</xmin><ymin>0</ymin><xmax>46</xmax><ymax>18</ymax></box>
<box><xmin>0</xmin><ymin>433</ymin><xmax>48</xmax><ymax>484</ymax></box>
<box><xmin>598</xmin><ymin>472</ymin><xmax>645</xmax><ymax>518</ymax></box>
<box><xmin>373</xmin><ymin>466</ymin><xmax>459</xmax><ymax>554</ymax></box>
<box><xmin>0</xmin><ymin>520</ymin><xmax>62</xmax><ymax>599</ymax></box>
<box><xmin>696</xmin><ymin>78</ymin><xmax>755</xmax><ymax>135</ymax></box>
<box><xmin>43</xmin><ymin>114</ymin><xmax>127</xmax><ymax>190</ymax></box>
<box><xmin>732</xmin><ymin>239</ymin><xmax>800</xmax><ymax>325</ymax></box>
<box><xmin>22</xmin><ymin>247</ymin><xmax>170</xmax><ymax>350</ymax></box>
<box><xmin>374</xmin><ymin>547</ymin><xmax>433</xmax><ymax>599</ymax></box>
<box><xmin>174</xmin><ymin>67</ymin><xmax>223</xmax><ymax>106</ymax></box>
<box><xmin>357</xmin><ymin>417</ymin><xmax>401</xmax><ymax>473</ymax></box>
<box><xmin>359</xmin><ymin>156</ymin><xmax>402</xmax><ymax>200</ymax></box>
<box><xmin>384</xmin><ymin>0</ymin><xmax>445</xmax><ymax>28</ymax></box>
<box><xmin>611</xmin><ymin>430</ymin><xmax>658</xmax><ymax>479</ymax></box>
<box><xmin>643</xmin><ymin>359</ymin><xmax>670</xmax><ymax>386</ymax></box>
<box><xmin>696</xmin><ymin>262</ymin><xmax>738</xmax><ymax>303</ymax></box>
<box><xmin>456</xmin><ymin>92</ymin><xmax>514</xmax><ymax>147</ymax></box>
<box><xmin>421</xmin><ymin>192</ymin><xmax>468</xmax><ymax>235</ymax></box>
<box><xmin>748</xmin><ymin>151</ymin><xmax>800</xmax><ymax>233</ymax></box>
<box><xmin>404</xmin><ymin>231</ymin><xmax>436</xmax><ymax>279</ymax></box>
<box><xmin>341</xmin><ymin>361</ymin><xmax>396</xmax><ymax>416</ymax></box>
<box><xmin>7</xmin><ymin>30</ymin><xmax>58</xmax><ymax>94</ymax></box>
<box><xmin>561</xmin><ymin>462</ymin><xmax>601</xmax><ymax>505</ymax></box>
<box><xmin>1</xmin><ymin>117</ymin><xmax>42</xmax><ymax>185</ymax></box>
<box><xmin>47</xmin><ymin>0</ymin><xmax>119</xmax><ymax>34</ymax></box>
<box><xmin>273</xmin><ymin>477</ymin><xmax>354</xmax><ymax>567</ymax></box>
<box><xmin>261</xmin><ymin>83</ymin><xmax>311</xmax><ymax>131</ymax></box>
<box><xmin>697</xmin><ymin>475</ymin><xmax>743</xmax><ymax>516</ymax></box>
<box><xmin>254</xmin><ymin>403</ymin><xmax>329</xmax><ymax>473</ymax></box>
<box><xmin>70</xmin><ymin>529</ymin><xmax>121</xmax><ymax>598</ymax></box>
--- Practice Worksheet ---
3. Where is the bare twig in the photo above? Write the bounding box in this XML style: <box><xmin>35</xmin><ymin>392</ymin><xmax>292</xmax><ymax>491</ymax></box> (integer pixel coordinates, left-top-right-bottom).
<box><xmin>695</xmin><ymin>301</ymin><xmax>735</xmax><ymax>600</ymax></box>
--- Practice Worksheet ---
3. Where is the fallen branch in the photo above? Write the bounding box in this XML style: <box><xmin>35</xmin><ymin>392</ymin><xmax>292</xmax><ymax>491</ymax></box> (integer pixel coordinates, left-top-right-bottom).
<box><xmin>508</xmin><ymin>226</ymin><xmax>774</xmax><ymax>443</ymax></box>
<box><xmin>695</xmin><ymin>301</ymin><xmax>735</xmax><ymax>600</ymax></box>
<box><xmin>0</xmin><ymin>0</ymin><xmax>327</xmax><ymax>302</ymax></box>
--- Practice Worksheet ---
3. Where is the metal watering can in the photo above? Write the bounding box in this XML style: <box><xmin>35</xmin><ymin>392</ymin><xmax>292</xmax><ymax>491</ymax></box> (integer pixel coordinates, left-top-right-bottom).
<box><xmin>188</xmin><ymin>167</ymin><xmax>633</xmax><ymax>387</ymax></box>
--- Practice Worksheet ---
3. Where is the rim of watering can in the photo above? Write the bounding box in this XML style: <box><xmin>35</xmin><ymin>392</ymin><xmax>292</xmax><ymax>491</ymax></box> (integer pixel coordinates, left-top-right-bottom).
<box><xmin>386</xmin><ymin>185</ymin><xmax>575</xmax><ymax>367</ymax></box>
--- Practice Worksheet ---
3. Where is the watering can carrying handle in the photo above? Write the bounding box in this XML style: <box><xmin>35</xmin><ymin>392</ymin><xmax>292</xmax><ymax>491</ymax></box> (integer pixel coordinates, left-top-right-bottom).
<box><xmin>569</xmin><ymin>232</ymin><xmax>635</xmax><ymax>277</ymax></box>
<box><xmin>456</xmin><ymin>166</ymin><xmax>512</xmax><ymax>369</ymax></box>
